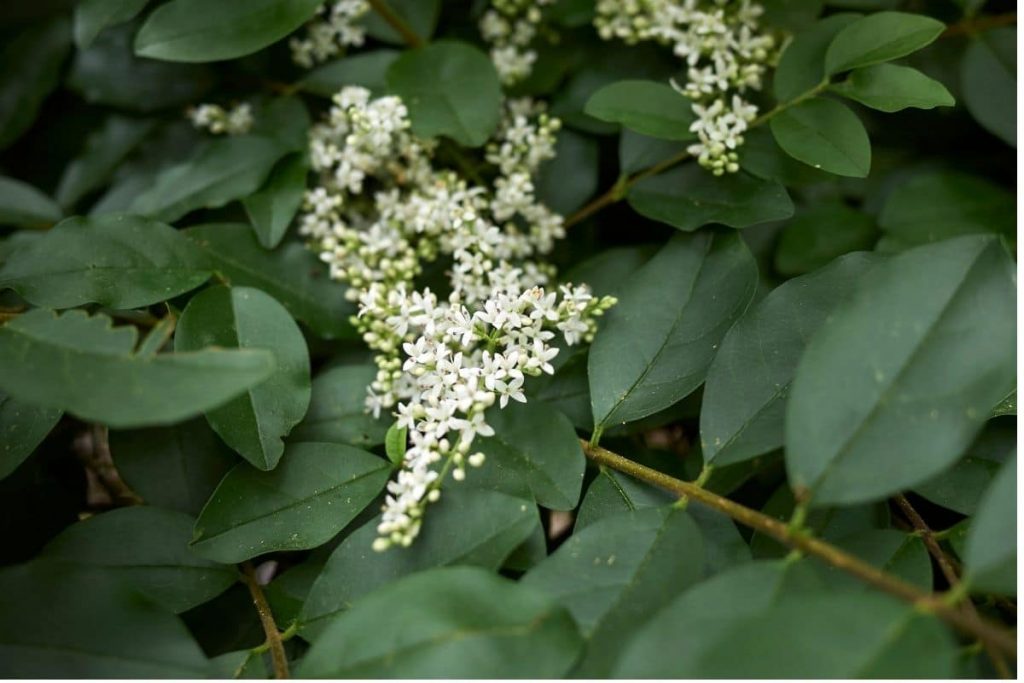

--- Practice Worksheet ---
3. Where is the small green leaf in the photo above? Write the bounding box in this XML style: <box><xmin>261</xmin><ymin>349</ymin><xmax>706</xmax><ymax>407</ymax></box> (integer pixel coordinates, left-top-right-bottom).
<box><xmin>299</xmin><ymin>49</ymin><xmax>401</xmax><ymax>97</ymax></box>
<box><xmin>298</xmin><ymin>567</ymin><xmax>583</xmax><ymax>678</ymax></box>
<box><xmin>964</xmin><ymin>454</ymin><xmax>1016</xmax><ymax>594</ymax></box>
<box><xmin>0</xmin><ymin>390</ymin><xmax>62</xmax><ymax>480</ymax></box>
<box><xmin>702</xmin><ymin>253</ymin><xmax>878</xmax><ymax>466</ymax></box>
<box><xmin>628</xmin><ymin>166</ymin><xmax>794</xmax><ymax>231</ymax></box>
<box><xmin>185</xmin><ymin>223</ymin><xmax>358</xmax><ymax>340</ymax></box>
<box><xmin>191</xmin><ymin>442</ymin><xmax>389</xmax><ymax>563</ymax></box>
<box><xmin>74</xmin><ymin>0</ymin><xmax>150</xmax><ymax>48</ymax></box>
<box><xmin>584</xmin><ymin>80</ymin><xmax>695</xmax><ymax>140</ymax></box>
<box><xmin>961</xmin><ymin>28</ymin><xmax>1016</xmax><ymax>146</ymax></box>
<box><xmin>589</xmin><ymin>232</ymin><xmax>758</xmax><ymax>430</ymax></box>
<box><xmin>914</xmin><ymin>425</ymin><xmax>1013</xmax><ymax>516</ymax></box>
<box><xmin>0</xmin><ymin>561</ymin><xmax>210</xmax><ymax>677</ymax></box>
<box><xmin>0</xmin><ymin>214</ymin><xmax>211</xmax><ymax>309</ymax></box>
<box><xmin>134</xmin><ymin>0</ymin><xmax>323</xmax><ymax>62</ymax></box>
<box><xmin>41</xmin><ymin>506</ymin><xmax>236</xmax><ymax>612</ymax></box>
<box><xmin>825</xmin><ymin>11</ymin><xmax>946</xmax><ymax>74</ymax></box>
<box><xmin>384</xmin><ymin>422</ymin><xmax>407</xmax><ymax>466</ymax></box>
<box><xmin>774</xmin><ymin>13</ymin><xmax>860</xmax><ymax>101</ymax></box>
<box><xmin>833</xmin><ymin>64</ymin><xmax>954</xmax><ymax>112</ymax></box>
<box><xmin>386</xmin><ymin>41</ymin><xmax>501</xmax><ymax>147</ymax></box>
<box><xmin>0</xmin><ymin>176</ymin><xmax>62</xmax><ymax>227</ymax></box>
<box><xmin>770</xmin><ymin>97</ymin><xmax>871</xmax><ymax>177</ymax></box>
<box><xmin>774</xmin><ymin>201</ymin><xmax>877</xmax><ymax>276</ymax></box>
<box><xmin>55</xmin><ymin>115</ymin><xmax>155</xmax><ymax>209</ymax></box>
<box><xmin>0</xmin><ymin>17</ymin><xmax>70</xmax><ymax>150</ymax></box>
<box><xmin>242</xmin><ymin>154</ymin><xmax>308</xmax><ymax>250</ymax></box>
<box><xmin>175</xmin><ymin>286</ymin><xmax>310</xmax><ymax>470</ymax></box>
<box><xmin>290</xmin><ymin>364</ymin><xmax>389</xmax><ymax>447</ymax></box>
<box><xmin>130</xmin><ymin>135</ymin><xmax>285</xmax><ymax>223</ymax></box>
<box><xmin>0</xmin><ymin>309</ymin><xmax>275</xmax><ymax>428</ymax></box>
<box><xmin>786</xmin><ymin>235</ymin><xmax>1016</xmax><ymax>505</ymax></box>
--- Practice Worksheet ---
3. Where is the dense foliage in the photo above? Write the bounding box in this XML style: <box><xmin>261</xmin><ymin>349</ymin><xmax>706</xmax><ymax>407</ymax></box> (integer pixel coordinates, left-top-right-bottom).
<box><xmin>0</xmin><ymin>0</ymin><xmax>1016</xmax><ymax>678</ymax></box>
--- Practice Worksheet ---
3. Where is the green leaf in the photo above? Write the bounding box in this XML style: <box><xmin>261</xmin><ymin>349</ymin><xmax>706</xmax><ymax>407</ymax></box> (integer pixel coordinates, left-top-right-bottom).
<box><xmin>584</xmin><ymin>80</ymin><xmax>696</xmax><ymax>140</ymax></box>
<box><xmin>0</xmin><ymin>214</ymin><xmax>211</xmax><ymax>309</ymax></box>
<box><xmin>250</xmin><ymin>96</ymin><xmax>311</xmax><ymax>153</ymax></box>
<box><xmin>130</xmin><ymin>135</ymin><xmax>285</xmax><ymax>223</ymax></box>
<box><xmin>386</xmin><ymin>41</ymin><xmax>501</xmax><ymax>147</ymax></box>
<box><xmin>185</xmin><ymin>223</ymin><xmax>357</xmax><ymax>339</ymax></box>
<box><xmin>536</xmin><ymin>128</ymin><xmax>599</xmax><ymax>214</ymax></box>
<box><xmin>786</xmin><ymin>235</ymin><xmax>1016</xmax><ymax>505</ymax></box>
<box><xmin>110</xmin><ymin>418</ymin><xmax>237</xmax><ymax>516</ymax></box>
<box><xmin>360</xmin><ymin>0</ymin><xmax>440</xmax><ymax>45</ymax></box>
<box><xmin>298</xmin><ymin>49</ymin><xmax>401</xmax><ymax>97</ymax></box>
<box><xmin>879</xmin><ymin>169</ymin><xmax>1015</xmax><ymax>247</ymax></box>
<box><xmin>290</xmin><ymin>364</ymin><xmax>389</xmax><ymax>447</ymax></box>
<box><xmin>242</xmin><ymin>153</ymin><xmax>308</xmax><ymax>250</ymax></box>
<box><xmin>589</xmin><ymin>232</ymin><xmax>758</xmax><ymax>430</ymax></box>
<box><xmin>55</xmin><ymin>115</ymin><xmax>155</xmax><ymax>209</ymax></box>
<box><xmin>176</xmin><ymin>286</ymin><xmax>311</xmax><ymax>470</ymax></box>
<box><xmin>833</xmin><ymin>64</ymin><xmax>954</xmax><ymax>112</ymax></box>
<box><xmin>74</xmin><ymin>0</ymin><xmax>150</xmax><ymax>48</ymax></box>
<box><xmin>770</xmin><ymin>97</ymin><xmax>871</xmax><ymax>177</ymax></box>
<box><xmin>774</xmin><ymin>201</ymin><xmax>877</xmax><ymax>276</ymax></box>
<box><xmin>628</xmin><ymin>166</ymin><xmax>794</xmax><ymax>231</ymax></box>
<box><xmin>298</xmin><ymin>566</ymin><xmax>583</xmax><ymax>678</ymax></box>
<box><xmin>0</xmin><ymin>309</ymin><xmax>275</xmax><ymax>428</ymax></box>
<box><xmin>774</xmin><ymin>13</ymin><xmax>860</xmax><ymax>101</ymax></box>
<box><xmin>961</xmin><ymin>28</ymin><xmax>1015</xmax><ymax>146</ymax></box>
<box><xmin>0</xmin><ymin>390</ymin><xmax>62</xmax><ymax>480</ymax></box>
<box><xmin>41</xmin><ymin>506</ymin><xmax>236</xmax><ymax>612</ymax></box>
<box><xmin>702</xmin><ymin>253</ymin><xmax>878</xmax><ymax>466</ymax></box>
<box><xmin>0</xmin><ymin>561</ymin><xmax>210</xmax><ymax>677</ymax></box>
<box><xmin>818</xmin><ymin>529</ymin><xmax>931</xmax><ymax>590</ymax></box>
<box><xmin>384</xmin><ymin>423</ymin><xmax>407</xmax><ymax>466</ymax></box>
<box><xmin>134</xmin><ymin>0</ymin><xmax>323</xmax><ymax>62</ymax></box>
<box><xmin>473</xmin><ymin>401</ymin><xmax>585</xmax><ymax>510</ymax></box>
<box><xmin>964</xmin><ymin>454</ymin><xmax>1016</xmax><ymax>594</ymax></box>
<box><xmin>0</xmin><ymin>17</ymin><xmax>70</xmax><ymax>150</ymax></box>
<box><xmin>523</xmin><ymin>507</ymin><xmax>704</xmax><ymax>676</ymax></box>
<box><xmin>825</xmin><ymin>11</ymin><xmax>946</xmax><ymax>74</ymax></box>
<box><xmin>0</xmin><ymin>176</ymin><xmax>62</xmax><ymax>227</ymax></box>
<box><xmin>191</xmin><ymin>442</ymin><xmax>389</xmax><ymax>563</ymax></box>
<box><xmin>300</xmin><ymin>487</ymin><xmax>538</xmax><ymax>636</ymax></box>
<box><xmin>740</xmin><ymin>127</ymin><xmax>834</xmax><ymax>186</ymax></box>
<box><xmin>576</xmin><ymin>468</ymin><xmax>673</xmax><ymax>530</ymax></box>
<box><xmin>618</xmin><ymin>129</ymin><xmax>688</xmax><ymax>175</ymax></box>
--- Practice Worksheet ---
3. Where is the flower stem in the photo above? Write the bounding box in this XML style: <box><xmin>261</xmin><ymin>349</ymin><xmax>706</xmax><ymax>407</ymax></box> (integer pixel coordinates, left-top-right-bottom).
<box><xmin>240</xmin><ymin>562</ymin><xmax>290</xmax><ymax>679</ymax></box>
<box><xmin>580</xmin><ymin>439</ymin><xmax>1017</xmax><ymax>659</ymax></box>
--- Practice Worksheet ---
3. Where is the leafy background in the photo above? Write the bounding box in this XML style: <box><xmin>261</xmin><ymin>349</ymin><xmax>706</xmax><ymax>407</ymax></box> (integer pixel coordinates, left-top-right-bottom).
<box><xmin>0</xmin><ymin>0</ymin><xmax>1016</xmax><ymax>678</ymax></box>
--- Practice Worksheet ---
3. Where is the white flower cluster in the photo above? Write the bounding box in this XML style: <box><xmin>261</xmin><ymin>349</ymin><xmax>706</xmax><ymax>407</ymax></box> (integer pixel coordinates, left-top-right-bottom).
<box><xmin>595</xmin><ymin>0</ymin><xmax>776</xmax><ymax>174</ymax></box>
<box><xmin>290</xmin><ymin>0</ymin><xmax>369</xmax><ymax>68</ymax></box>
<box><xmin>297</xmin><ymin>86</ymin><xmax>615</xmax><ymax>549</ymax></box>
<box><xmin>187</xmin><ymin>103</ymin><xmax>254</xmax><ymax>135</ymax></box>
<box><xmin>479</xmin><ymin>0</ymin><xmax>556</xmax><ymax>85</ymax></box>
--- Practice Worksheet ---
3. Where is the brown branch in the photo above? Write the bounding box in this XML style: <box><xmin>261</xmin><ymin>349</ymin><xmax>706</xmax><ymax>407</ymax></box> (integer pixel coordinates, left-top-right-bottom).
<box><xmin>240</xmin><ymin>562</ymin><xmax>289</xmax><ymax>679</ymax></box>
<box><xmin>943</xmin><ymin>12</ymin><xmax>1016</xmax><ymax>38</ymax></box>
<box><xmin>581</xmin><ymin>439</ymin><xmax>1017</xmax><ymax>659</ymax></box>
<box><xmin>74</xmin><ymin>425</ymin><xmax>143</xmax><ymax>507</ymax></box>
<box><xmin>367</xmin><ymin>0</ymin><xmax>425</xmax><ymax>48</ymax></box>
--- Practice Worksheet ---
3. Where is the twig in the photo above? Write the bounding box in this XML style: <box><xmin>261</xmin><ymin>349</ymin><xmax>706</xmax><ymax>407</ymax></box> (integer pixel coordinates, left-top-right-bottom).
<box><xmin>240</xmin><ymin>562</ymin><xmax>290</xmax><ymax>679</ymax></box>
<box><xmin>367</xmin><ymin>0</ymin><xmax>424</xmax><ymax>48</ymax></box>
<box><xmin>943</xmin><ymin>12</ymin><xmax>1016</xmax><ymax>38</ymax></box>
<box><xmin>581</xmin><ymin>439</ymin><xmax>1017</xmax><ymax>658</ymax></box>
<box><xmin>75</xmin><ymin>425</ymin><xmax>143</xmax><ymax>507</ymax></box>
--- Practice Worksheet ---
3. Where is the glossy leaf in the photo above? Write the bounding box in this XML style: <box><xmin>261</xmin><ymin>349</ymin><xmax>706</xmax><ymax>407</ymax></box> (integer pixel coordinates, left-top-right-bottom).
<box><xmin>242</xmin><ymin>153</ymin><xmax>308</xmax><ymax>249</ymax></box>
<box><xmin>0</xmin><ymin>391</ymin><xmax>62</xmax><ymax>480</ymax></box>
<box><xmin>589</xmin><ymin>232</ymin><xmax>758</xmax><ymax>430</ymax></box>
<box><xmin>290</xmin><ymin>364</ymin><xmax>389</xmax><ymax>447</ymax></box>
<box><xmin>786</xmin><ymin>236</ymin><xmax>1016</xmax><ymax>505</ymax></box>
<box><xmin>774</xmin><ymin>13</ymin><xmax>860</xmax><ymax>101</ymax></box>
<box><xmin>964</xmin><ymin>454</ymin><xmax>1016</xmax><ymax>594</ymax></box>
<box><xmin>0</xmin><ymin>214</ymin><xmax>211</xmax><ymax>310</ymax></box>
<box><xmin>584</xmin><ymin>79</ymin><xmax>696</xmax><ymax>140</ymax></box>
<box><xmin>191</xmin><ymin>442</ymin><xmax>390</xmax><ymax>563</ymax></box>
<box><xmin>0</xmin><ymin>176</ymin><xmax>62</xmax><ymax>226</ymax></box>
<box><xmin>298</xmin><ymin>566</ymin><xmax>583</xmax><ymax>678</ymax></box>
<box><xmin>299</xmin><ymin>49</ymin><xmax>401</xmax><ymax>97</ymax></box>
<box><xmin>176</xmin><ymin>286</ymin><xmax>311</xmax><ymax>470</ymax></box>
<box><xmin>961</xmin><ymin>28</ymin><xmax>1016</xmax><ymax>147</ymax></box>
<box><xmin>0</xmin><ymin>309</ymin><xmax>275</xmax><ymax>428</ymax></box>
<box><xmin>825</xmin><ymin>11</ymin><xmax>945</xmax><ymax>74</ymax></box>
<box><xmin>832</xmin><ymin>64</ymin><xmax>954</xmax><ymax>112</ymax></box>
<box><xmin>770</xmin><ymin>97</ymin><xmax>871</xmax><ymax>177</ymax></box>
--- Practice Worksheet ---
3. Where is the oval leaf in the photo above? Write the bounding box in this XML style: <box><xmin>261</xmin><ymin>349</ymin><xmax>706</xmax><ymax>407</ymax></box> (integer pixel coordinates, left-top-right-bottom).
<box><xmin>242</xmin><ymin>153</ymin><xmax>308</xmax><ymax>249</ymax></box>
<box><xmin>825</xmin><ymin>11</ymin><xmax>945</xmax><ymax>74</ymax></box>
<box><xmin>770</xmin><ymin>97</ymin><xmax>871</xmax><ymax>177</ymax></box>
<box><xmin>832</xmin><ymin>64</ymin><xmax>954</xmax><ymax>113</ymax></box>
<box><xmin>74</xmin><ymin>0</ymin><xmax>150</xmax><ymax>48</ymax></box>
<box><xmin>290</xmin><ymin>364</ymin><xmax>389</xmax><ymax>447</ymax></box>
<box><xmin>0</xmin><ymin>176</ymin><xmax>62</xmax><ymax>226</ymax></box>
<box><xmin>961</xmin><ymin>28</ymin><xmax>1016</xmax><ymax>147</ymax></box>
<box><xmin>964</xmin><ymin>454</ymin><xmax>1016</xmax><ymax>594</ymax></box>
<box><xmin>0</xmin><ymin>390</ymin><xmax>62</xmax><ymax>480</ymax></box>
<box><xmin>584</xmin><ymin>79</ymin><xmax>696</xmax><ymax>140</ymax></box>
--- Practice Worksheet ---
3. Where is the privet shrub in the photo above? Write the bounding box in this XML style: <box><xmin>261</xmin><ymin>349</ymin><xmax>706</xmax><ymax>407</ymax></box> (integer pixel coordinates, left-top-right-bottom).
<box><xmin>0</xmin><ymin>0</ymin><xmax>1016</xmax><ymax>678</ymax></box>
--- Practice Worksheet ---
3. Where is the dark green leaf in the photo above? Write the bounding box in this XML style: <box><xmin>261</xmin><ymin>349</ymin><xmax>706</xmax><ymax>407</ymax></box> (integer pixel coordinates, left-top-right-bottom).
<box><xmin>589</xmin><ymin>232</ymin><xmax>758</xmax><ymax>430</ymax></box>
<box><xmin>134</xmin><ymin>0</ymin><xmax>323</xmax><ymax>62</ymax></box>
<box><xmin>360</xmin><ymin>0</ymin><xmax>440</xmax><ymax>45</ymax></box>
<box><xmin>386</xmin><ymin>41</ymin><xmax>502</xmax><ymax>147</ymax></box>
<box><xmin>833</xmin><ymin>63</ymin><xmax>954</xmax><ymax>112</ymax></box>
<box><xmin>242</xmin><ymin>154</ymin><xmax>308</xmax><ymax>250</ymax></box>
<box><xmin>584</xmin><ymin>80</ymin><xmax>695</xmax><ymax>140</ymax></box>
<box><xmin>290</xmin><ymin>364</ymin><xmax>389</xmax><ymax>447</ymax></box>
<box><xmin>0</xmin><ymin>18</ymin><xmax>70</xmax><ymax>150</ymax></box>
<box><xmin>702</xmin><ymin>253</ymin><xmax>878</xmax><ymax>466</ymax></box>
<box><xmin>74</xmin><ymin>0</ymin><xmax>150</xmax><ymax>48</ymax></box>
<box><xmin>191</xmin><ymin>442</ymin><xmax>389</xmax><ymax>563</ymax></box>
<box><xmin>961</xmin><ymin>28</ymin><xmax>1016</xmax><ymax>146</ymax></box>
<box><xmin>0</xmin><ymin>390</ymin><xmax>62</xmax><ymax>480</ymax></box>
<box><xmin>774</xmin><ymin>13</ymin><xmax>860</xmax><ymax>101</ymax></box>
<box><xmin>774</xmin><ymin>201</ymin><xmax>877</xmax><ymax>276</ymax></box>
<box><xmin>0</xmin><ymin>214</ymin><xmax>211</xmax><ymax>309</ymax></box>
<box><xmin>825</xmin><ymin>11</ymin><xmax>946</xmax><ymax>74</ymax></box>
<box><xmin>384</xmin><ymin>423</ymin><xmax>407</xmax><ymax>466</ymax></box>
<box><xmin>41</xmin><ymin>506</ymin><xmax>236</xmax><ymax>612</ymax></box>
<box><xmin>56</xmin><ymin>116</ymin><xmax>155</xmax><ymax>209</ymax></box>
<box><xmin>0</xmin><ymin>309</ymin><xmax>275</xmax><ymax>428</ymax></box>
<box><xmin>300</xmin><ymin>50</ymin><xmax>401</xmax><ymax>97</ymax></box>
<box><xmin>771</xmin><ymin>97</ymin><xmax>871</xmax><ymax>177</ymax></box>
<box><xmin>0</xmin><ymin>176</ymin><xmax>62</xmax><ymax>226</ymax></box>
<box><xmin>965</xmin><ymin>454</ymin><xmax>1016</xmax><ymax>594</ymax></box>
<box><xmin>298</xmin><ymin>566</ymin><xmax>583</xmax><ymax>678</ymax></box>
<box><xmin>628</xmin><ymin>166</ymin><xmax>794</xmax><ymax>231</ymax></box>
<box><xmin>740</xmin><ymin>126</ymin><xmax>834</xmax><ymax>186</ymax></box>
<box><xmin>818</xmin><ymin>529</ymin><xmax>931</xmax><ymax>590</ymax></box>
<box><xmin>536</xmin><ymin>128</ymin><xmax>599</xmax><ymax>214</ymax></box>
<box><xmin>618</xmin><ymin>129</ymin><xmax>688</xmax><ymax>175</ymax></box>
<box><xmin>250</xmin><ymin>96</ymin><xmax>311</xmax><ymax>153</ymax></box>
<box><xmin>786</xmin><ymin>236</ymin><xmax>1016</xmax><ymax>505</ymax></box>
<box><xmin>185</xmin><ymin>223</ymin><xmax>358</xmax><ymax>339</ymax></box>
